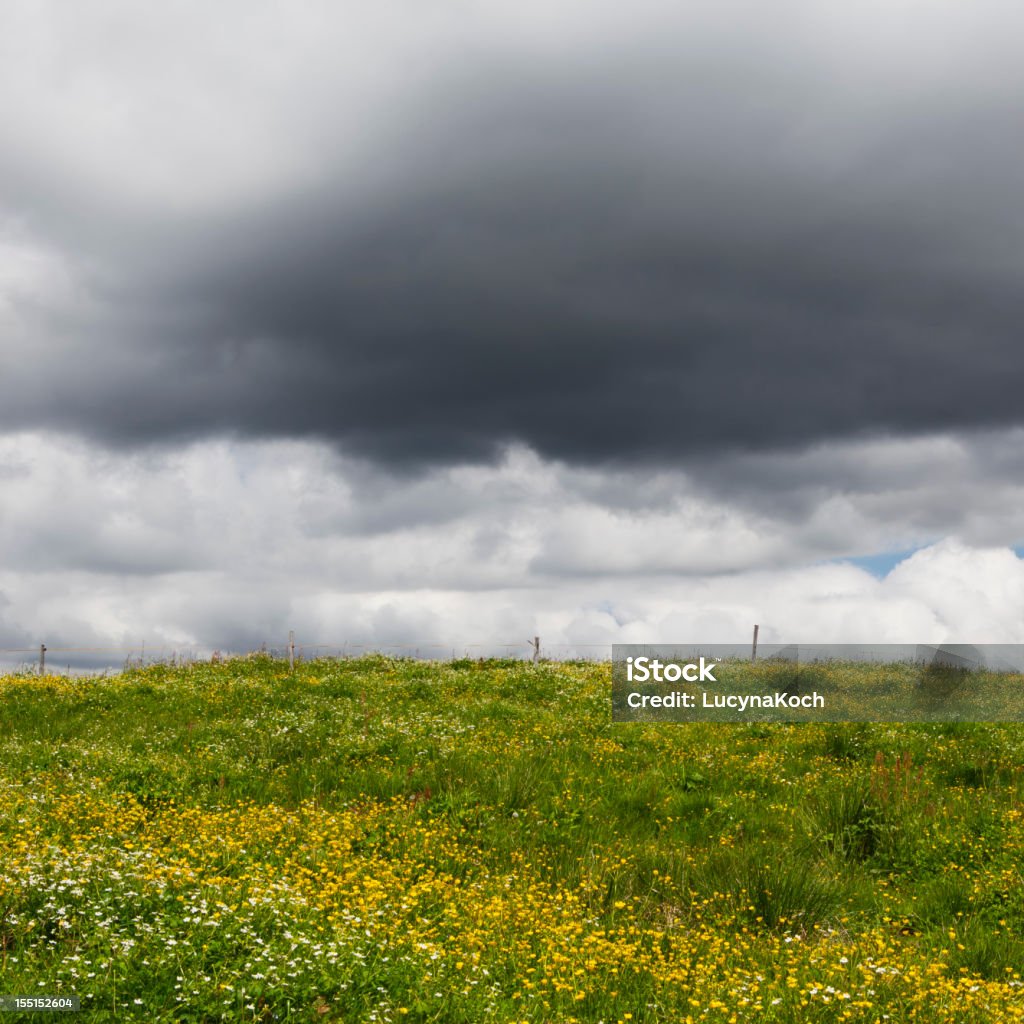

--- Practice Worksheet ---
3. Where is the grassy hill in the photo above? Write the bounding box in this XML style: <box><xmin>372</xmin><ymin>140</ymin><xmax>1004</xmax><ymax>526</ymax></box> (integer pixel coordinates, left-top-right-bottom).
<box><xmin>2</xmin><ymin>656</ymin><xmax>1023</xmax><ymax>1022</ymax></box>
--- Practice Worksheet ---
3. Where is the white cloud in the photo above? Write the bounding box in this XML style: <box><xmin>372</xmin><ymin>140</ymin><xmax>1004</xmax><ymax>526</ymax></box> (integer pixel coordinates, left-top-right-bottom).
<box><xmin>1</xmin><ymin>431</ymin><xmax>1022</xmax><ymax>668</ymax></box>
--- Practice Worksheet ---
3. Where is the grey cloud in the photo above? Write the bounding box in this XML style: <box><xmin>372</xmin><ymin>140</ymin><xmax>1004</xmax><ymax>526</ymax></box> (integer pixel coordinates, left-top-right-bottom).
<box><xmin>3</xmin><ymin>5</ymin><xmax>1024</xmax><ymax>469</ymax></box>
<box><xmin>0</xmin><ymin>590</ymin><xmax>31</xmax><ymax>652</ymax></box>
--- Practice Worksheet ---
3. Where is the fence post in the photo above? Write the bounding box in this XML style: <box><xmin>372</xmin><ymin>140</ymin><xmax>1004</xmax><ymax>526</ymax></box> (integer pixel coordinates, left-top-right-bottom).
<box><xmin>39</xmin><ymin>643</ymin><xmax>46</xmax><ymax>675</ymax></box>
<box><xmin>288</xmin><ymin>631</ymin><xmax>295</xmax><ymax>671</ymax></box>
<box><xmin>751</xmin><ymin>624</ymin><xmax>759</xmax><ymax>663</ymax></box>
<box><xmin>531</xmin><ymin>636</ymin><xmax>540</xmax><ymax>665</ymax></box>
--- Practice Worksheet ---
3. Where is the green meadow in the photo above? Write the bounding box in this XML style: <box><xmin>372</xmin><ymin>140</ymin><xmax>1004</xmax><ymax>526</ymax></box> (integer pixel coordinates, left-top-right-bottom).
<box><xmin>2</xmin><ymin>656</ymin><xmax>1023</xmax><ymax>1022</ymax></box>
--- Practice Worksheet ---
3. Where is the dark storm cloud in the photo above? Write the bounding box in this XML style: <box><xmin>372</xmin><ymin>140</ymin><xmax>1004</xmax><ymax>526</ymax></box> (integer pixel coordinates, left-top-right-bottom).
<box><xmin>5</xmin><ymin>8</ymin><xmax>1024</xmax><ymax>468</ymax></box>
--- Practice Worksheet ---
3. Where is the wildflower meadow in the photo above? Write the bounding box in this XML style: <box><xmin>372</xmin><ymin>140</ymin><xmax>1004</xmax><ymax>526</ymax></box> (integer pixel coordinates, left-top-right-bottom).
<box><xmin>2</xmin><ymin>656</ymin><xmax>1023</xmax><ymax>1022</ymax></box>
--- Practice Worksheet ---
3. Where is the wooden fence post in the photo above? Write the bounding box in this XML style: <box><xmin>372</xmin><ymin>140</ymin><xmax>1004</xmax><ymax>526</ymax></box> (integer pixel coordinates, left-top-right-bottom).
<box><xmin>531</xmin><ymin>636</ymin><xmax>540</xmax><ymax>665</ymax></box>
<box><xmin>751</xmin><ymin>624</ymin><xmax>759</xmax><ymax>663</ymax></box>
<box><xmin>288</xmin><ymin>631</ymin><xmax>295</xmax><ymax>671</ymax></box>
<box><xmin>39</xmin><ymin>643</ymin><xmax>46</xmax><ymax>675</ymax></box>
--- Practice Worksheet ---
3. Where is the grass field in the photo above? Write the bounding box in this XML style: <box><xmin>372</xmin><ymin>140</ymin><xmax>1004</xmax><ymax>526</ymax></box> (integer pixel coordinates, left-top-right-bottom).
<box><xmin>2</xmin><ymin>656</ymin><xmax>1024</xmax><ymax>1022</ymax></box>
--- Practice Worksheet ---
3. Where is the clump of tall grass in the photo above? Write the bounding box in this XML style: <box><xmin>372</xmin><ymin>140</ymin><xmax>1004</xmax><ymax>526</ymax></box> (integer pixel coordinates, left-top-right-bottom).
<box><xmin>803</xmin><ymin>752</ymin><xmax>939</xmax><ymax>869</ymax></box>
<box><xmin>802</xmin><ymin>779</ymin><xmax>883</xmax><ymax>862</ymax></box>
<box><xmin>695</xmin><ymin>844</ymin><xmax>847</xmax><ymax>931</ymax></box>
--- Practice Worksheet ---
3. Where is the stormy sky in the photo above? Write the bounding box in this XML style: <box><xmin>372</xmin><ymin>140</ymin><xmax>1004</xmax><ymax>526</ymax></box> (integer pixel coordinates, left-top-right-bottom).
<box><xmin>2</xmin><ymin>1</ymin><xmax>1023</xmax><ymax>665</ymax></box>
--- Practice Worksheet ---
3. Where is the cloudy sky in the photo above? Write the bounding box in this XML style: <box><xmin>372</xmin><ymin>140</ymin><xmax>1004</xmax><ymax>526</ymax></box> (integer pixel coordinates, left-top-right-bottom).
<box><xmin>2</xmin><ymin>1</ymin><xmax>1024</xmax><ymax>667</ymax></box>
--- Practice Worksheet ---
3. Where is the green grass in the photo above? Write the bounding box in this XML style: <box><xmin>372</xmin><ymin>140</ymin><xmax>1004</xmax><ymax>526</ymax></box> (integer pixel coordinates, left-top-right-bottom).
<box><xmin>1</xmin><ymin>656</ymin><xmax>1024</xmax><ymax>1022</ymax></box>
